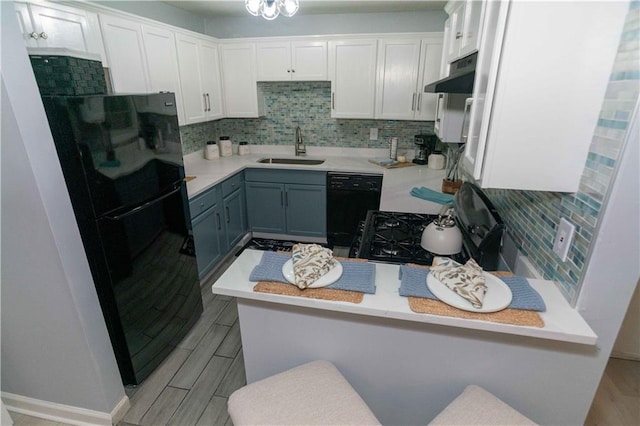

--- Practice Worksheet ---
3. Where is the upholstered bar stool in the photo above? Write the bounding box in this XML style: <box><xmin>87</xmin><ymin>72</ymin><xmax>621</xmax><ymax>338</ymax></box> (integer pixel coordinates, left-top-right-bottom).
<box><xmin>227</xmin><ymin>360</ymin><xmax>381</xmax><ymax>425</ymax></box>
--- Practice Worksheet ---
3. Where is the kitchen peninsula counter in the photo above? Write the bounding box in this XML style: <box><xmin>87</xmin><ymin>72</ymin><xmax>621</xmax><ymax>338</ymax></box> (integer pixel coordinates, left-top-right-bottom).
<box><xmin>212</xmin><ymin>249</ymin><xmax>598</xmax><ymax>425</ymax></box>
<box><xmin>183</xmin><ymin>145</ymin><xmax>448</xmax><ymax>214</ymax></box>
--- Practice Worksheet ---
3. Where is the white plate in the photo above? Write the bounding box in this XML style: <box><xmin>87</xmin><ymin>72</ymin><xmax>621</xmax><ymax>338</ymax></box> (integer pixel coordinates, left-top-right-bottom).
<box><xmin>426</xmin><ymin>272</ymin><xmax>513</xmax><ymax>313</ymax></box>
<box><xmin>282</xmin><ymin>259</ymin><xmax>343</xmax><ymax>288</ymax></box>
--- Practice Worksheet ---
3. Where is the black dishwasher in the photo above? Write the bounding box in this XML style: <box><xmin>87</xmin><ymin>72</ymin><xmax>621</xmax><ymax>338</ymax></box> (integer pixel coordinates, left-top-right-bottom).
<box><xmin>327</xmin><ymin>172</ymin><xmax>383</xmax><ymax>246</ymax></box>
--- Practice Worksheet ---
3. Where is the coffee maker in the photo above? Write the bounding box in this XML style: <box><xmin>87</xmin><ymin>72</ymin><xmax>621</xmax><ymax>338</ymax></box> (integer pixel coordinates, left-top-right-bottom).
<box><xmin>413</xmin><ymin>134</ymin><xmax>438</xmax><ymax>165</ymax></box>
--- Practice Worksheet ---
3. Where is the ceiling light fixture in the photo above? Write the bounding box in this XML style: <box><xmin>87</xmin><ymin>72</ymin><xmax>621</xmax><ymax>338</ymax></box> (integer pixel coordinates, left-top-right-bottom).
<box><xmin>245</xmin><ymin>0</ymin><xmax>299</xmax><ymax>20</ymax></box>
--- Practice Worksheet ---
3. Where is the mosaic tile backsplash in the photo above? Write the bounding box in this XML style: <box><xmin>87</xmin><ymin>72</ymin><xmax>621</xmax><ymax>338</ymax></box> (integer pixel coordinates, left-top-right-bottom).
<box><xmin>484</xmin><ymin>1</ymin><xmax>639</xmax><ymax>303</ymax></box>
<box><xmin>179</xmin><ymin>81</ymin><xmax>435</xmax><ymax>155</ymax></box>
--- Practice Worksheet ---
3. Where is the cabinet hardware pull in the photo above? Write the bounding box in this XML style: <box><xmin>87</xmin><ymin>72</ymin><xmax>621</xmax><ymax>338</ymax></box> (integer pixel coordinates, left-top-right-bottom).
<box><xmin>332</xmin><ymin>92</ymin><xmax>335</xmax><ymax>109</ymax></box>
<box><xmin>206</xmin><ymin>93</ymin><xmax>211</xmax><ymax>111</ymax></box>
<box><xmin>287</xmin><ymin>69</ymin><xmax>290</xmax><ymax>73</ymax></box>
<box><xmin>412</xmin><ymin>93</ymin><xmax>417</xmax><ymax>111</ymax></box>
<box><xmin>40</xmin><ymin>32</ymin><xmax>48</xmax><ymax>39</ymax></box>
<box><xmin>285</xmin><ymin>192</ymin><xmax>288</xmax><ymax>207</ymax></box>
<box><xmin>30</xmin><ymin>31</ymin><xmax>39</xmax><ymax>39</ymax></box>
<box><xmin>291</xmin><ymin>69</ymin><xmax>295</xmax><ymax>73</ymax></box>
<box><xmin>280</xmin><ymin>191</ymin><xmax>284</xmax><ymax>206</ymax></box>
<box><xmin>226</xmin><ymin>206</ymin><xmax>230</xmax><ymax>223</ymax></box>
<box><xmin>435</xmin><ymin>93</ymin><xmax>443</xmax><ymax>122</ymax></box>
<box><xmin>460</xmin><ymin>97</ymin><xmax>473</xmax><ymax>142</ymax></box>
<box><xmin>203</xmin><ymin>94</ymin><xmax>207</xmax><ymax>112</ymax></box>
<box><xmin>216</xmin><ymin>212</ymin><xmax>221</xmax><ymax>230</ymax></box>
<box><xmin>417</xmin><ymin>93</ymin><xmax>422</xmax><ymax>111</ymax></box>
<box><xmin>455</xmin><ymin>31</ymin><xmax>463</xmax><ymax>39</ymax></box>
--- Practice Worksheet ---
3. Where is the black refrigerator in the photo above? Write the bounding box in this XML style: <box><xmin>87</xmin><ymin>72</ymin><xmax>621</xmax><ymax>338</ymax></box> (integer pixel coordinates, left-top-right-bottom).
<box><xmin>41</xmin><ymin>93</ymin><xmax>203</xmax><ymax>385</ymax></box>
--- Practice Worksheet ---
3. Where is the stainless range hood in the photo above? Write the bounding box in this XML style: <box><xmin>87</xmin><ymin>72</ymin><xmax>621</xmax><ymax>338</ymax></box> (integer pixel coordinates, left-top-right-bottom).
<box><xmin>424</xmin><ymin>52</ymin><xmax>477</xmax><ymax>94</ymax></box>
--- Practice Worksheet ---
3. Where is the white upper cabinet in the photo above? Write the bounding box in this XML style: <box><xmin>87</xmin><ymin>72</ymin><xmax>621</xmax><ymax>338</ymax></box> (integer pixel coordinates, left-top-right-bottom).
<box><xmin>445</xmin><ymin>0</ymin><xmax>484</xmax><ymax>63</ymax></box>
<box><xmin>14</xmin><ymin>2</ymin><xmax>105</xmax><ymax>60</ymax></box>
<box><xmin>375</xmin><ymin>37</ymin><xmax>443</xmax><ymax>121</ymax></box>
<box><xmin>462</xmin><ymin>1</ymin><xmax>628</xmax><ymax>192</ymax></box>
<box><xmin>328</xmin><ymin>39</ymin><xmax>378</xmax><ymax>119</ymax></box>
<box><xmin>256</xmin><ymin>40</ymin><xmax>327</xmax><ymax>81</ymax></box>
<box><xmin>220</xmin><ymin>43</ymin><xmax>265</xmax><ymax>118</ymax></box>
<box><xmin>99</xmin><ymin>14</ymin><xmax>149</xmax><ymax>93</ymax></box>
<box><xmin>141</xmin><ymin>24</ymin><xmax>185</xmax><ymax>123</ymax></box>
<box><xmin>175</xmin><ymin>33</ymin><xmax>223</xmax><ymax>124</ymax></box>
<box><xmin>374</xmin><ymin>38</ymin><xmax>421</xmax><ymax>120</ymax></box>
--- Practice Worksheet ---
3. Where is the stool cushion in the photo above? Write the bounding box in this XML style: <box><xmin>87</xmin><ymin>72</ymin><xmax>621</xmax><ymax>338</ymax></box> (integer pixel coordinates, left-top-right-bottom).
<box><xmin>228</xmin><ymin>360</ymin><xmax>381</xmax><ymax>425</ymax></box>
<box><xmin>429</xmin><ymin>385</ymin><xmax>537</xmax><ymax>425</ymax></box>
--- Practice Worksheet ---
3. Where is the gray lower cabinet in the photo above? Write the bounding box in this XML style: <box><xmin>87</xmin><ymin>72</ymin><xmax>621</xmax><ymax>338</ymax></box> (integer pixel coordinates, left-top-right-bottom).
<box><xmin>190</xmin><ymin>188</ymin><xmax>224</xmax><ymax>279</ymax></box>
<box><xmin>190</xmin><ymin>171</ymin><xmax>248</xmax><ymax>279</ymax></box>
<box><xmin>245</xmin><ymin>169</ymin><xmax>326</xmax><ymax>238</ymax></box>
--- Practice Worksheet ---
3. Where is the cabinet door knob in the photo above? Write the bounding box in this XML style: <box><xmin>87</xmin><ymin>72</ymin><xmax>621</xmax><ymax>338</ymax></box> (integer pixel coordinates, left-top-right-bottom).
<box><xmin>30</xmin><ymin>31</ymin><xmax>39</xmax><ymax>40</ymax></box>
<box><xmin>455</xmin><ymin>31</ymin><xmax>463</xmax><ymax>39</ymax></box>
<box><xmin>287</xmin><ymin>69</ymin><xmax>291</xmax><ymax>73</ymax></box>
<box><xmin>291</xmin><ymin>69</ymin><xmax>295</xmax><ymax>73</ymax></box>
<box><xmin>40</xmin><ymin>32</ymin><xmax>48</xmax><ymax>39</ymax></box>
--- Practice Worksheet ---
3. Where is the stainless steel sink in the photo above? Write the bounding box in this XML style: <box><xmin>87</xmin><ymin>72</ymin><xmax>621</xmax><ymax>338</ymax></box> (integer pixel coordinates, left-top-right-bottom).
<box><xmin>257</xmin><ymin>158</ymin><xmax>325</xmax><ymax>165</ymax></box>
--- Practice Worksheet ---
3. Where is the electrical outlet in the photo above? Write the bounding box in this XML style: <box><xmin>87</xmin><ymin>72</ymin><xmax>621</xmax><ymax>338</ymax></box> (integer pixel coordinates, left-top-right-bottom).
<box><xmin>369</xmin><ymin>128</ymin><xmax>378</xmax><ymax>141</ymax></box>
<box><xmin>553</xmin><ymin>217</ymin><xmax>576</xmax><ymax>262</ymax></box>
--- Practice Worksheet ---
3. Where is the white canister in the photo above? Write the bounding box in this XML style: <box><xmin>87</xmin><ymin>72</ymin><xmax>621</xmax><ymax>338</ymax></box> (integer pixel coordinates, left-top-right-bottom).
<box><xmin>428</xmin><ymin>152</ymin><xmax>446</xmax><ymax>170</ymax></box>
<box><xmin>204</xmin><ymin>140</ymin><xmax>219</xmax><ymax>160</ymax></box>
<box><xmin>238</xmin><ymin>141</ymin><xmax>250</xmax><ymax>155</ymax></box>
<box><xmin>219</xmin><ymin>136</ymin><xmax>233</xmax><ymax>157</ymax></box>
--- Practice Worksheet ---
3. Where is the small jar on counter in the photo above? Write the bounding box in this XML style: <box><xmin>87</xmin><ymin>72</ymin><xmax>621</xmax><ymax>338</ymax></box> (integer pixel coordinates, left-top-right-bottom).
<box><xmin>238</xmin><ymin>141</ymin><xmax>250</xmax><ymax>155</ymax></box>
<box><xmin>204</xmin><ymin>140</ymin><xmax>219</xmax><ymax>160</ymax></box>
<box><xmin>219</xmin><ymin>136</ymin><xmax>233</xmax><ymax>157</ymax></box>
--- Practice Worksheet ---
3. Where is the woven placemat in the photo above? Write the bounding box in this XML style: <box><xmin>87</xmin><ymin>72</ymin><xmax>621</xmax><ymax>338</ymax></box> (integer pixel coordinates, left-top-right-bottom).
<box><xmin>254</xmin><ymin>281</ymin><xmax>364</xmax><ymax>303</ymax></box>
<box><xmin>405</xmin><ymin>264</ymin><xmax>544</xmax><ymax>327</ymax></box>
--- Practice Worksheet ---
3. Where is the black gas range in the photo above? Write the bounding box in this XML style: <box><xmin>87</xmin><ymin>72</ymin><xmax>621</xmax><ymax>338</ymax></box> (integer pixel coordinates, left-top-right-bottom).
<box><xmin>350</xmin><ymin>183</ymin><xmax>505</xmax><ymax>270</ymax></box>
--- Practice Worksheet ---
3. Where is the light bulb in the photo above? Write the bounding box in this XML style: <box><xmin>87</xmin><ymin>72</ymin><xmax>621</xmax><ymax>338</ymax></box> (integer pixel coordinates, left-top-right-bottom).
<box><xmin>262</xmin><ymin>0</ymin><xmax>280</xmax><ymax>20</ymax></box>
<box><xmin>279</xmin><ymin>0</ymin><xmax>299</xmax><ymax>17</ymax></box>
<box><xmin>245</xmin><ymin>0</ymin><xmax>262</xmax><ymax>16</ymax></box>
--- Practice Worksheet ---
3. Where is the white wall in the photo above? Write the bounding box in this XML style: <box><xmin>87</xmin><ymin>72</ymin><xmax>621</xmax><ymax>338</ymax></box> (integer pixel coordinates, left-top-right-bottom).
<box><xmin>205</xmin><ymin>10</ymin><xmax>448</xmax><ymax>38</ymax></box>
<box><xmin>1</xmin><ymin>0</ymin><xmax>125</xmax><ymax>417</ymax></box>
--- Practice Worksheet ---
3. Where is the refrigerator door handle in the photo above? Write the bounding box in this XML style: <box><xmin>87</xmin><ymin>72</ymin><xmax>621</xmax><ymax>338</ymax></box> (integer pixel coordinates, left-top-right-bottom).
<box><xmin>102</xmin><ymin>182</ymin><xmax>182</xmax><ymax>221</ymax></box>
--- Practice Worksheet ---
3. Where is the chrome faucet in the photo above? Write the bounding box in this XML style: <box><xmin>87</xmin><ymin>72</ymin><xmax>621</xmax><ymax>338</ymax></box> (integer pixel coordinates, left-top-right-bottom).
<box><xmin>295</xmin><ymin>126</ymin><xmax>306</xmax><ymax>156</ymax></box>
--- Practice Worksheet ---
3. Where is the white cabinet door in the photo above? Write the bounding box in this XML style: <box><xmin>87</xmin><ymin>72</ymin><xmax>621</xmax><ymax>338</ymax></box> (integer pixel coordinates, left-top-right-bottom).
<box><xmin>176</xmin><ymin>33</ymin><xmax>207</xmax><ymax>124</ymax></box>
<box><xmin>200</xmin><ymin>40</ymin><xmax>224</xmax><ymax>120</ymax></box>
<box><xmin>291</xmin><ymin>41</ymin><xmax>327</xmax><ymax>81</ymax></box>
<box><xmin>375</xmin><ymin>38</ymin><xmax>421</xmax><ymax>120</ymax></box>
<box><xmin>100</xmin><ymin>14</ymin><xmax>149</xmax><ymax>93</ymax></box>
<box><xmin>415</xmin><ymin>40</ymin><xmax>443</xmax><ymax>121</ymax></box>
<box><xmin>256</xmin><ymin>42</ymin><xmax>291</xmax><ymax>81</ymax></box>
<box><xmin>328</xmin><ymin>39</ymin><xmax>377</xmax><ymax>119</ymax></box>
<box><xmin>440</xmin><ymin>18</ymin><xmax>452</xmax><ymax>78</ymax></box>
<box><xmin>256</xmin><ymin>41</ymin><xmax>327</xmax><ymax>81</ymax></box>
<box><xmin>445</xmin><ymin>1</ymin><xmax>464</xmax><ymax>63</ymax></box>
<box><xmin>220</xmin><ymin>43</ymin><xmax>263</xmax><ymax>118</ymax></box>
<box><xmin>142</xmin><ymin>24</ymin><xmax>184</xmax><ymax>123</ymax></box>
<box><xmin>14</xmin><ymin>2</ymin><xmax>105</xmax><ymax>57</ymax></box>
<box><xmin>459</xmin><ymin>0</ymin><xmax>484</xmax><ymax>57</ymax></box>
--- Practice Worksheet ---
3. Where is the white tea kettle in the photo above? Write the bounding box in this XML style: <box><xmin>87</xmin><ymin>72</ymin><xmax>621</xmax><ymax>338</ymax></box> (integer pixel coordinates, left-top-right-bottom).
<box><xmin>421</xmin><ymin>206</ymin><xmax>463</xmax><ymax>255</ymax></box>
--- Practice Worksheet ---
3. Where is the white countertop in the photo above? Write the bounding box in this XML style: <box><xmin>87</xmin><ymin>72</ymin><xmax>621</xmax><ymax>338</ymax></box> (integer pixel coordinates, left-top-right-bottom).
<box><xmin>213</xmin><ymin>249</ymin><xmax>598</xmax><ymax>346</ymax></box>
<box><xmin>184</xmin><ymin>145</ymin><xmax>449</xmax><ymax>214</ymax></box>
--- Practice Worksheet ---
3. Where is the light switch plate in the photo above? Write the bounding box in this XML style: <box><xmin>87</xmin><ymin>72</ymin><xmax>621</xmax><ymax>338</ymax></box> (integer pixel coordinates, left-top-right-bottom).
<box><xmin>369</xmin><ymin>128</ymin><xmax>378</xmax><ymax>141</ymax></box>
<box><xmin>553</xmin><ymin>217</ymin><xmax>576</xmax><ymax>262</ymax></box>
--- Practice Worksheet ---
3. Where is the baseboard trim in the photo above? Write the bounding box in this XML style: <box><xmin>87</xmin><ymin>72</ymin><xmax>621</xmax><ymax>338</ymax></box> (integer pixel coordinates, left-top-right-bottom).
<box><xmin>2</xmin><ymin>392</ymin><xmax>130</xmax><ymax>426</ymax></box>
<box><xmin>611</xmin><ymin>351</ymin><xmax>640</xmax><ymax>361</ymax></box>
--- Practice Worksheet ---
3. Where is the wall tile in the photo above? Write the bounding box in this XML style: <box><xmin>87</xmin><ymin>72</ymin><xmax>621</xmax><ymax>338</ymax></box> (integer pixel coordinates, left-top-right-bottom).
<box><xmin>484</xmin><ymin>2</ymin><xmax>639</xmax><ymax>302</ymax></box>
<box><xmin>179</xmin><ymin>81</ymin><xmax>435</xmax><ymax>155</ymax></box>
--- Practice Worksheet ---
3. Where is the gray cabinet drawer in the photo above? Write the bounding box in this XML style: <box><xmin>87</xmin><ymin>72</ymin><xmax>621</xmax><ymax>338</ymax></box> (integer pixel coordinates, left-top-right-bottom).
<box><xmin>245</xmin><ymin>168</ymin><xmax>325</xmax><ymax>185</ymax></box>
<box><xmin>221</xmin><ymin>172</ymin><xmax>244</xmax><ymax>197</ymax></box>
<box><xmin>189</xmin><ymin>186</ymin><xmax>219</xmax><ymax>219</ymax></box>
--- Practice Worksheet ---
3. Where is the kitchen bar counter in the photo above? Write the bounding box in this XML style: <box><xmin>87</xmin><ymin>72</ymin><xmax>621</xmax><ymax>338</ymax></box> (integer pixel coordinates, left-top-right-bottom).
<box><xmin>214</xmin><ymin>249</ymin><xmax>596</xmax><ymax>345</ymax></box>
<box><xmin>183</xmin><ymin>145</ymin><xmax>448</xmax><ymax>214</ymax></box>
<box><xmin>212</xmin><ymin>249</ymin><xmax>599</xmax><ymax>425</ymax></box>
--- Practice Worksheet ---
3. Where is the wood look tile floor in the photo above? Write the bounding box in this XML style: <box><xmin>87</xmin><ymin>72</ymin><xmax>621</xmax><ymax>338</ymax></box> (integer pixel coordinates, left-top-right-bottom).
<box><xmin>7</xmin><ymin>250</ymin><xmax>639</xmax><ymax>426</ymax></box>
